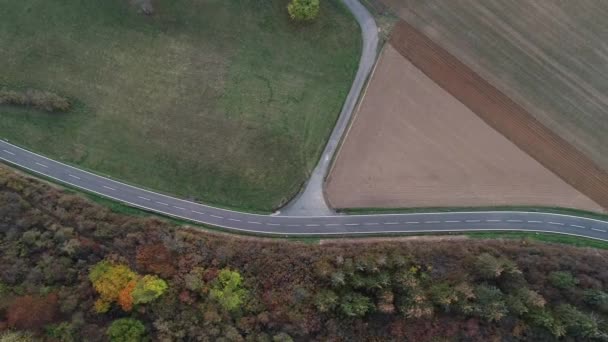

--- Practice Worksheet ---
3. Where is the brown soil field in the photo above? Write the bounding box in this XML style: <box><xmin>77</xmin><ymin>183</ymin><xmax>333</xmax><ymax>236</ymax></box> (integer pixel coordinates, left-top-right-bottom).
<box><xmin>380</xmin><ymin>0</ymin><xmax>608</xmax><ymax>173</ymax></box>
<box><xmin>388</xmin><ymin>20</ymin><xmax>608</xmax><ymax>210</ymax></box>
<box><xmin>325</xmin><ymin>44</ymin><xmax>604</xmax><ymax>212</ymax></box>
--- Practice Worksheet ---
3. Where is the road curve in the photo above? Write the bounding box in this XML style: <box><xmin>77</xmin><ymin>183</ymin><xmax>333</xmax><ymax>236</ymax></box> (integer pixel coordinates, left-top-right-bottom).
<box><xmin>3</xmin><ymin>141</ymin><xmax>608</xmax><ymax>241</ymax></box>
<box><xmin>281</xmin><ymin>0</ymin><xmax>379</xmax><ymax>216</ymax></box>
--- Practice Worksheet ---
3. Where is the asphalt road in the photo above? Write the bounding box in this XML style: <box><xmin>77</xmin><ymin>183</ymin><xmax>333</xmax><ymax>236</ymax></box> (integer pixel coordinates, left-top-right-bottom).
<box><xmin>281</xmin><ymin>0</ymin><xmax>379</xmax><ymax>216</ymax></box>
<box><xmin>3</xmin><ymin>140</ymin><xmax>608</xmax><ymax>240</ymax></box>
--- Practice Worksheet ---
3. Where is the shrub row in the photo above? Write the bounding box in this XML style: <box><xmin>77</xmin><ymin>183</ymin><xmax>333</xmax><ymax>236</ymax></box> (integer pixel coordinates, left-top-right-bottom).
<box><xmin>0</xmin><ymin>88</ymin><xmax>71</xmax><ymax>112</ymax></box>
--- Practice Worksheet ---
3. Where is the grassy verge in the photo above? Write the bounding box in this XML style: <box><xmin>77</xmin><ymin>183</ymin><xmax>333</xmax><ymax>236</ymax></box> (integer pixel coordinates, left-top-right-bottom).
<box><xmin>339</xmin><ymin>206</ymin><xmax>608</xmax><ymax>221</ymax></box>
<box><xmin>467</xmin><ymin>231</ymin><xmax>608</xmax><ymax>250</ymax></box>
<box><xmin>0</xmin><ymin>0</ymin><xmax>360</xmax><ymax>212</ymax></box>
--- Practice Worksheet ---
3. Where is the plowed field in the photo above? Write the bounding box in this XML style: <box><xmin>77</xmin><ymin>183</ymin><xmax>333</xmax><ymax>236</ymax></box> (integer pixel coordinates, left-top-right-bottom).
<box><xmin>325</xmin><ymin>43</ymin><xmax>604</xmax><ymax>212</ymax></box>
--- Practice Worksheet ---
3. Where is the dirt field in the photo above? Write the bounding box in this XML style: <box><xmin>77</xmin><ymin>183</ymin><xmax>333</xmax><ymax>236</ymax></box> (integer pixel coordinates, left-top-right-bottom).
<box><xmin>380</xmin><ymin>0</ymin><xmax>608</xmax><ymax>173</ymax></box>
<box><xmin>325</xmin><ymin>44</ymin><xmax>604</xmax><ymax>212</ymax></box>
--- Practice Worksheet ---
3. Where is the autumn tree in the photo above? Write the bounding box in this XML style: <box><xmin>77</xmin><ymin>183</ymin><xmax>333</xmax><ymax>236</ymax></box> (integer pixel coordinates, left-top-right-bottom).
<box><xmin>90</xmin><ymin>260</ymin><xmax>167</xmax><ymax>313</ymax></box>
<box><xmin>136</xmin><ymin>244</ymin><xmax>175</xmax><ymax>278</ymax></box>
<box><xmin>6</xmin><ymin>293</ymin><xmax>58</xmax><ymax>330</ymax></box>
<box><xmin>132</xmin><ymin>275</ymin><xmax>168</xmax><ymax>305</ymax></box>
<box><xmin>210</xmin><ymin>269</ymin><xmax>248</xmax><ymax>312</ymax></box>
<box><xmin>89</xmin><ymin>261</ymin><xmax>138</xmax><ymax>313</ymax></box>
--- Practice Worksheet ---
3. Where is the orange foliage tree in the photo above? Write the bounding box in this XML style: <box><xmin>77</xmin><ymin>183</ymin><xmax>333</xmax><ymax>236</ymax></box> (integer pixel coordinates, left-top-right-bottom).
<box><xmin>89</xmin><ymin>260</ymin><xmax>168</xmax><ymax>313</ymax></box>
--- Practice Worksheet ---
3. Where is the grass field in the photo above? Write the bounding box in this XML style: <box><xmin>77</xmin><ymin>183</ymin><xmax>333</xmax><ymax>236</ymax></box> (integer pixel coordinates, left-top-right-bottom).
<box><xmin>381</xmin><ymin>0</ymin><xmax>608</xmax><ymax>172</ymax></box>
<box><xmin>0</xmin><ymin>0</ymin><xmax>360</xmax><ymax>212</ymax></box>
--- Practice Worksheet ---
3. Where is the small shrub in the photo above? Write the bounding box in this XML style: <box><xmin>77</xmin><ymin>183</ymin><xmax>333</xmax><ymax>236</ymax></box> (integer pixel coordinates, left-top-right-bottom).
<box><xmin>287</xmin><ymin>0</ymin><xmax>320</xmax><ymax>22</ymax></box>
<box><xmin>0</xmin><ymin>88</ymin><xmax>71</xmax><ymax>112</ymax></box>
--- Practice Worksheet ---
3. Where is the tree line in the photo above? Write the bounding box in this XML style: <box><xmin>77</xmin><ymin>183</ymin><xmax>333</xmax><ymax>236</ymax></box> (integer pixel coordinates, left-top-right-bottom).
<box><xmin>0</xmin><ymin>165</ymin><xmax>607</xmax><ymax>341</ymax></box>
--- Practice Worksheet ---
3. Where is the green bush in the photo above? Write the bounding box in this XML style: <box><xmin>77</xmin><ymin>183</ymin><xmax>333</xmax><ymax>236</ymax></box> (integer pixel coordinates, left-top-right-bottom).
<box><xmin>548</xmin><ymin>271</ymin><xmax>578</xmax><ymax>290</ymax></box>
<box><xmin>287</xmin><ymin>0</ymin><xmax>320</xmax><ymax>21</ymax></box>
<box><xmin>314</xmin><ymin>289</ymin><xmax>339</xmax><ymax>313</ymax></box>
<box><xmin>584</xmin><ymin>289</ymin><xmax>608</xmax><ymax>312</ymax></box>
<box><xmin>0</xmin><ymin>88</ymin><xmax>70</xmax><ymax>112</ymax></box>
<box><xmin>107</xmin><ymin>318</ymin><xmax>147</xmax><ymax>342</ymax></box>
<box><xmin>339</xmin><ymin>292</ymin><xmax>373</xmax><ymax>317</ymax></box>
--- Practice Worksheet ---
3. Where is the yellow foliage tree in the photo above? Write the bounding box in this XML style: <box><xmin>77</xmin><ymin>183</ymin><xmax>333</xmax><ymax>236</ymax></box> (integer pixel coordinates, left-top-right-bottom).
<box><xmin>89</xmin><ymin>260</ymin><xmax>167</xmax><ymax>313</ymax></box>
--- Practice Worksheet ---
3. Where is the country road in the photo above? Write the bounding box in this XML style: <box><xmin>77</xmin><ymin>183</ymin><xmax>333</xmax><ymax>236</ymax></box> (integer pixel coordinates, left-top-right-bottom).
<box><xmin>2</xmin><ymin>0</ymin><xmax>608</xmax><ymax>241</ymax></box>
<box><xmin>3</xmin><ymin>141</ymin><xmax>608</xmax><ymax>240</ymax></box>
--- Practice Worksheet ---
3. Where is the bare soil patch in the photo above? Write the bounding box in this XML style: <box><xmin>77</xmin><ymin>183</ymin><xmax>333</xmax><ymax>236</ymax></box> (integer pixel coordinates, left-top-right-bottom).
<box><xmin>325</xmin><ymin>44</ymin><xmax>603</xmax><ymax>212</ymax></box>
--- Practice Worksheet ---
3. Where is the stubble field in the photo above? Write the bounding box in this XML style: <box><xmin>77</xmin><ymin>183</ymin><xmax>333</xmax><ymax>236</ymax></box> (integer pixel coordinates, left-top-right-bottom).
<box><xmin>381</xmin><ymin>0</ymin><xmax>608</xmax><ymax>172</ymax></box>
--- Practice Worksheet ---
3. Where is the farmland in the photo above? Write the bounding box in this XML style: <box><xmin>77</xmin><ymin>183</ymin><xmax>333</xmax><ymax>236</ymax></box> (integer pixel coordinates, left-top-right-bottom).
<box><xmin>0</xmin><ymin>0</ymin><xmax>360</xmax><ymax>212</ymax></box>
<box><xmin>325</xmin><ymin>44</ymin><xmax>603</xmax><ymax>212</ymax></box>
<box><xmin>381</xmin><ymin>0</ymin><xmax>608</xmax><ymax>173</ymax></box>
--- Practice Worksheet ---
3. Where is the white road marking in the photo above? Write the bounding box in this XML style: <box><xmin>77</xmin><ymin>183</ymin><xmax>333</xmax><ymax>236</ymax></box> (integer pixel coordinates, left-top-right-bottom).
<box><xmin>548</xmin><ymin>222</ymin><xmax>564</xmax><ymax>226</ymax></box>
<box><xmin>507</xmin><ymin>220</ymin><xmax>522</xmax><ymax>223</ymax></box>
<box><xmin>486</xmin><ymin>219</ymin><xmax>502</xmax><ymax>222</ymax></box>
<box><xmin>103</xmin><ymin>185</ymin><xmax>116</xmax><ymax>191</ymax></box>
<box><xmin>3</xmin><ymin>150</ymin><xmax>15</xmax><ymax>155</ymax></box>
<box><xmin>406</xmin><ymin>221</ymin><xmax>420</xmax><ymax>224</ymax></box>
<box><xmin>248</xmin><ymin>221</ymin><xmax>262</xmax><ymax>225</ymax></box>
<box><xmin>424</xmin><ymin>221</ymin><xmax>440</xmax><ymax>224</ymax></box>
<box><xmin>36</xmin><ymin>162</ymin><xmax>48</xmax><ymax>168</ymax></box>
<box><xmin>592</xmin><ymin>228</ymin><xmax>607</xmax><ymax>233</ymax></box>
<box><xmin>173</xmin><ymin>206</ymin><xmax>186</xmax><ymax>210</ymax></box>
<box><xmin>68</xmin><ymin>174</ymin><xmax>81</xmax><ymax>180</ymax></box>
<box><xmin>192</xmin><ymin>210</ymin><xmax>205</xmax><ymax>215</ymax></box>
<box><xmin>157</xmin><ymin>201</ymin><xmax>169</xmax><ymax>206</ymax></box>
<box><xmin>570</xmin><ymin>224</ymin><xmax>586</xmax><ymax>229</ymax></box>
<box><xmin>325</xmin><ymin>223</ymin><xmax>340</xmax><ymax>226</ymax></box>
<box><xmin>266</xmin><ymin>223</ymin><xmax>280</xmax><ymax>226</ymax></box>
<box><xmin>383</xmin><ymin>222</ymin><xmax>399</xmax><ymax>225</ymax></box>
<box><xmin>210</xmin><ymin>215</ymin><xmax>224</xmax><ymax>219</ymax></box>
<box><xmin>306</xmin><ymin>224</ymin><xmax>320</xmax><ymax>227</ymax></box>
<box><xmin>288</xmin><ymin>224</ymin><xmax>301</xmax><ymax>227</ymax></box>
<box><xmin>228</xmin><ymin>218</ymin><xmax>241</xmax><ymax>222</ymax></box>
<box><xmin>364</xmin><ymin>222</ymin><xmax>379</xmax><ymax>226</ymax></box>
<box><xmin>466</xmin><ymin>220</ymin><xmax>481</xmax><ymax>223</ymax></box>
<box><xmin>345</xmin><ymin>223</ymin><xmax>360</xmax><ymax>226</ymax></box>
<box><xmin>527</xmin><ymin>220</ymin><xmax>542</xmax><ymax>223</ymax></box>
<box><xmin>138</xmin><ymin>196</ymin><xmax>151</xmax><ymax>201</ymax></box>
<box><xmin>445</xmin><ymin>220</ymin><xmax>461</xmax><ymax>223</ymax></box>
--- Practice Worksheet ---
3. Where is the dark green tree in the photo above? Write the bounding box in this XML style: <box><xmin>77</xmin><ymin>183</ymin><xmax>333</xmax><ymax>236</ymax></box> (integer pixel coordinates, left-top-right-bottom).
<box><xmin>107</xmin><ymin>318</ymin><xmax>147</xmax><ymax>342</ymax></box>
